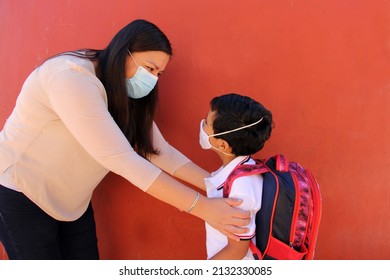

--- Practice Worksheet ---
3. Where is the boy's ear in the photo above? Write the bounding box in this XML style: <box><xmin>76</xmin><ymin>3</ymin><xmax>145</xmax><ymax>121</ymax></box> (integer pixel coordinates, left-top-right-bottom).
<box><xmin>217</xmin><ymin>139</ymin><xmax>233</xmax><ymax>153</ymax></box>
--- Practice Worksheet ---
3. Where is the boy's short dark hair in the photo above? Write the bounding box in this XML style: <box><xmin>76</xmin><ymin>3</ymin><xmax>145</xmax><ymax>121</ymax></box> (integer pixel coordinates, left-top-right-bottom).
<box><xmin>210</xmin><ymin>93</ymin><xmax>273</xmax><ymax>156</ymax></box>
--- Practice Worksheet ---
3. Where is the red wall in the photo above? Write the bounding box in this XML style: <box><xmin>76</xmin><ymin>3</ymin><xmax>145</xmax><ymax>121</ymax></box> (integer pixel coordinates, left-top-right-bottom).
<box><xmin>1</xmin><ymin>0</ymin><xmax>390</xmax><ymax>260</ymax></box>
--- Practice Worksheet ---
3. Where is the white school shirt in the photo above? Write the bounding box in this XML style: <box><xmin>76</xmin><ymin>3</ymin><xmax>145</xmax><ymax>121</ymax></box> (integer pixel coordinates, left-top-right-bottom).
<box><xmin>0</xmin><ymin>54</ymin><xmax>190</xmax><ymax>221</ymax></box>
<box><xmin>204</xmin><ymin>156</ymin><xmax>263</xmax><ymax>260</ymax></box>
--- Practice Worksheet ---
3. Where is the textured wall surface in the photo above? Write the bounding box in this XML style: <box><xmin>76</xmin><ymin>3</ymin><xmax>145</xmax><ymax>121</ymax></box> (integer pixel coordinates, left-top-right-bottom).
<box><xmin>1</xmin><ymin>0</ymin><xmax>389</xmax><ymax>259</ymax></box>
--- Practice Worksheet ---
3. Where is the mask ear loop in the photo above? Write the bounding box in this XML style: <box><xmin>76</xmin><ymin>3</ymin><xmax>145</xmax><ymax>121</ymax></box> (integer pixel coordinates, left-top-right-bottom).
<box><xmin>127</xmin><ymin>50</ymin><xmax>139</xmax><ymax>67</ymax></box>
<box><xmin>210</xmin><ymin>117</ymin><xmax>264</xmax><ymax>137</ymax></box>
<box><xmin>209</xmin><ymin>117</ymin><xmax>264</xmax><ymax>157</ymax></box>
<box><xmin>211</xmin><ymin>146</ymin><xmax>235</xmax><ymax>157</ymax></box>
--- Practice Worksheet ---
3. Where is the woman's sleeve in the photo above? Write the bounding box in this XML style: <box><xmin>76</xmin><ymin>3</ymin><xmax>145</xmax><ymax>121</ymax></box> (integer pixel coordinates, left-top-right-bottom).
<box><xmin>45</xmin><ymin>61</ymin><xmax>162</xmax><ymax>191</ymax></box>
<box><xmin>149</xmin><ymin>122</ymin><xmax>191</xmax><ymax>176</ymax></box>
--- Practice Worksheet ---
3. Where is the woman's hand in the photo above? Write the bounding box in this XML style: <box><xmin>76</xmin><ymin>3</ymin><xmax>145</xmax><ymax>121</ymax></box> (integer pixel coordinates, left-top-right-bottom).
<box><xmin>193</xmin><ymin>196</ymin><xmax>251</xmax><ymax>241</ymax></box>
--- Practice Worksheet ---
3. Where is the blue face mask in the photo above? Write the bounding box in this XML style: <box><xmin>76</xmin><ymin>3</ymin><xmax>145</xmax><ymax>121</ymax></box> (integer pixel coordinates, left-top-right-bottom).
<box><xmin>126</xmin><ymin>51</ymin><xmax>158</xmax><ymax>99</ymax></box>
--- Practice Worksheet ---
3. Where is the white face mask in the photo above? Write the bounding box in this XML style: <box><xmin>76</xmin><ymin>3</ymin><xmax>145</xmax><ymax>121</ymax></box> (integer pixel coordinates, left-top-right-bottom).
<box><xmin>199</xmin><ymin>117</ymin><xmax>264</xmax><ymax>152</ymax></box>
<box><xmin>199</xmin><ymin>119</ymin><xmax>214</xmax><ymax>150</ymax></box>
<box><xmin>126</xmin><ymin>51</ymin><xmax>158</xmax><ymax>99</ymax></box>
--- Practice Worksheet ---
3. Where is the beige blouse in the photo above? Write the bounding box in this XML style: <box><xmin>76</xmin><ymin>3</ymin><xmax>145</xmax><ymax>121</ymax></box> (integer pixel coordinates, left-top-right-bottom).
<box><xmin>0</xmin><ymin>54</ymin><xmax>190</xmax><ymax>221</ymax></box>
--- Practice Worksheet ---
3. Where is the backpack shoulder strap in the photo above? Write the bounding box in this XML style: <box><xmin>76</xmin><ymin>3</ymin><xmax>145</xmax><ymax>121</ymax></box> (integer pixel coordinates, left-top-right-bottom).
<box><xmin>223</xmin><ymin>159</ymin><xmax>268</xmax><ymax>198</ymax></box>
<box><xmin>222</xmin><ymin>156</ymin><xmax>283</xmax><ymax>260</ymax></box>
<box><xmin>223</xmin><ymin>154</ymin><xmax>288</xmax><ymax>197</ymax></box>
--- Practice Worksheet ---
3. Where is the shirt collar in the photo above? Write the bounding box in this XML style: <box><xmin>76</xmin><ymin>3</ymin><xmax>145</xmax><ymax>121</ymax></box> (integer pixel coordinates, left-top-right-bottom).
<box><xmin>205</xmin><ymin>155</ymin><xmax>251</xmax><ymax>190</ymax></box>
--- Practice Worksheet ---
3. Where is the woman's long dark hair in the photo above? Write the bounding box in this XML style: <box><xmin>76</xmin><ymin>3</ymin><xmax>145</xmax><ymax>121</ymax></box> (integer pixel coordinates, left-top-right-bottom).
<box><xmin>63</xmin><ymin>19</ymin><xmax>172</xmax><ymax>159</ymax></box>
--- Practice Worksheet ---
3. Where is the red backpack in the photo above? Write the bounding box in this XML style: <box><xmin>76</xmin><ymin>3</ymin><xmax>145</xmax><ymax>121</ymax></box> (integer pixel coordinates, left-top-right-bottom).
<box><xmin>223</xmin><ymin>154</ymin><xmax>322</xmax><ymax>260</ymax></box>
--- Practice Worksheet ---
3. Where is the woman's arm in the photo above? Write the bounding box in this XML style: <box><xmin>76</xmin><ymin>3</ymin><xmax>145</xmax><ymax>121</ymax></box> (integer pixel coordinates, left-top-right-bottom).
<box><xmin>146</xmin><ymin>171</ymin><xmax>250</xmax><ymax>241</ymax></box>
<box><xmin>150</xmin><ymin>123</ymin><xmax>209</xmax><ymax>191</ymax></box>
<box><xmin>209</xmin><ymin>239</ymin><xmax>250</xmax><ymax>260</ymax></box>
<box><xmin>173</xmin><ymin>161</ymin><xmax>209</xmax><ymax>191</ymax></box>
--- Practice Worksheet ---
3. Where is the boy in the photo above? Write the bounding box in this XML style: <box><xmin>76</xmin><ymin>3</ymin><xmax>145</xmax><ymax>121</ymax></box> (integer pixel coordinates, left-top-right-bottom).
<box><xmin>199</xmin><ymin>93</ymin><xmax>273</xmax><ymax>260</ymax></box>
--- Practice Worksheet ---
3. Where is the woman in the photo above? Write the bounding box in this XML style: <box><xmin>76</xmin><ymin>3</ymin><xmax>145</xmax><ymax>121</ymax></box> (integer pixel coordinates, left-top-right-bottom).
<box><xmin>0</xmin><ymin>19</ymin><xmax>249</xmax><ymax>259</ymax></box>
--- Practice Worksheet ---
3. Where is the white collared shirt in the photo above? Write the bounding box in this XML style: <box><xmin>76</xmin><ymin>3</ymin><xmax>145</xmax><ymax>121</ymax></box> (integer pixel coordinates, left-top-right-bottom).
<box><xmin>204</xmin><ymin>156</ymin><xmax>263</xmax><ymax>260</ymax></box>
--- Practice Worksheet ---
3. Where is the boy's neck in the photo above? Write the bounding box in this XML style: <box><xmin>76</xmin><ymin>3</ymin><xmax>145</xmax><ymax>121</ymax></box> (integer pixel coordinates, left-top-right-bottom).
<box><xmin>220</xmin><ymin>155</ymin><xmax>237</xmax><ymax>167</ymax></box>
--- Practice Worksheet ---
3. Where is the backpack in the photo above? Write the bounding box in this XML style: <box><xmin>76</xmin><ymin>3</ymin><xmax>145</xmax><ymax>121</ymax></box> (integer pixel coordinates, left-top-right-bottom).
<box><xmin>223</xmin><ymin>154</ymin><xmax>322</xmax><ymax>260</ymax></box>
